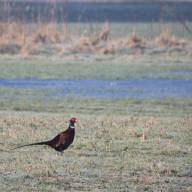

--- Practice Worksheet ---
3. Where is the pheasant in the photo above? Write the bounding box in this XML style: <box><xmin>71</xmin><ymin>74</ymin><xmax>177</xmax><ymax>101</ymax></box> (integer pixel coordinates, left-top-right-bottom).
<box><xmin>13</xmin><ymin>117</ymin><xmax>77</xmax><ymax>153</ymax></box>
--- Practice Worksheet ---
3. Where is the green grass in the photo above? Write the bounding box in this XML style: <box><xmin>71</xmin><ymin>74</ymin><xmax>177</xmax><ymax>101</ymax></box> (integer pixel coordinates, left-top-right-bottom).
<box><xmin>60</xmin><ymin>22</ymin><xmax>192</xmax><ymax>39</ymax></box>
<box><xmin>0</xmin><ymin>86</ymin><xmax>192</xmax><ymax>116</ymax></box>
<box><xmin>0</xmin><ymin>111</ymin><xmax>191</xmax><ymax>191</ymax></box>
<box><xmin>0</xmin><ymin>54</ymin><xmax>192</xmax><ymax>80</ymax></box>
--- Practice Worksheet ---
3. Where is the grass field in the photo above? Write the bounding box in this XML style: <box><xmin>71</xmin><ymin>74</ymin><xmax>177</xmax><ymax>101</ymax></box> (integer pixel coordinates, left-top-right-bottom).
<box><xmin>67</xmin><ymin>22</ymin><xmax>192</xmax><ymax>39</ymax></box>
<box><xmin>0</xmin><ymin>54</ymin><xmax>192</xmax><ymax>80</ymax></box>
<box><xmin>0</xmin><ymin>111</ymin><xmax>192</xmax><ymax>191</ymax></box>
<box><xmin>0</xmin><ymin>19</ymin><xmax>192</xmax><ymax>191</ymax></box>
<box><xmin>0</xmin><ymin>53</ymin><xmax>192</xmax><ymax>191</ymax></box>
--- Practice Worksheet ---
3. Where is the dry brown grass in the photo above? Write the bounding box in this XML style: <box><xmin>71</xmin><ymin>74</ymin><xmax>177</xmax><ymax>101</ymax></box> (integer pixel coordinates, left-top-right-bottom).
<box><xmin>32</xmin><ymin>24</ymin><xmax>61</xmax><ymax>44</ymax></box>
<box><xmin>127</xmin><ymin>30</ymin><xmax>146</xmax><ymax>49</ymax></box>
<box><xmin>0</xmin><ymin>22</ymin><xmax>33</xmax><ymax>55</ymax></box>
<box><xmin>0</xmin><ymin>22</ymin><xmax>191</xmax><ymax>56</ymax></box>
<box><xmin>155</xmin><ymin>28</ymin><xmax>187</xmax><ymax>48</ymax></box>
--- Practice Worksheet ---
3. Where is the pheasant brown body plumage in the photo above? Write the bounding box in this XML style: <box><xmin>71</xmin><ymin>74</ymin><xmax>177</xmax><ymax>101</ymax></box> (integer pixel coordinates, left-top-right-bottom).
<box><xmin>14</xmin><ymin>117</ymin><xmax>77</xmax><ymax>153</ymax></box>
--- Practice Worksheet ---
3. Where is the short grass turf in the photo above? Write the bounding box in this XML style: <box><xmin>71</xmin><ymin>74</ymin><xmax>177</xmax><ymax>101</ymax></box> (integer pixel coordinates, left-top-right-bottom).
<box><xmin>0</xmin><ymin>54</ymin><xmax>192</xmax><ymax>80</ymax></box>
<box><xmin>0</xmin><ymin>111</ymin><xmax>192</xmax><ymax>192</ymax></box>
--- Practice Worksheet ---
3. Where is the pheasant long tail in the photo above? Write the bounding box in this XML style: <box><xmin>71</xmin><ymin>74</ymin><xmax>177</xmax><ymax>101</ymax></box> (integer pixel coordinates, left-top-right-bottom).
<box><xmin>12</xmin><ymin>141</ymin><xmax>49</xmax><ymax>150</ymax></box>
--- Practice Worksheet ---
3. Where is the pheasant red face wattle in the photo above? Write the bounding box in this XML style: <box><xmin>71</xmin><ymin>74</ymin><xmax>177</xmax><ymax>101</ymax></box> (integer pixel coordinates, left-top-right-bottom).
<box><xmin>70</xmin><ymin>117</ymin><xmax>77</xmax><ymax>123</ymax></box>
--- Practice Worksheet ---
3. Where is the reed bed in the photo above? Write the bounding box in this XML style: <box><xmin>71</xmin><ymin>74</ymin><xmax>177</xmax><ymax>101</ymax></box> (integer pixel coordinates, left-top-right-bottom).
<box><xmin>0</xmin><ymin>22</ymin><xmax>191</xmax><ymax>56</ymax></box>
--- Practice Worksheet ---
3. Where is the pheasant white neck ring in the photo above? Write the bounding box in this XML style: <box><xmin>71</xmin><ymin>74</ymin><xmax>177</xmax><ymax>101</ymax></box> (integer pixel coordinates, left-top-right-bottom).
<box><xmin>69</xmin><ymin>122</ymin><xmax>75</xmax><ymax>129</ymax></box>
<box><xmin>69</xmin><ymin>117</ymin><xmax>77</xmax><ymax>129</ymax></box>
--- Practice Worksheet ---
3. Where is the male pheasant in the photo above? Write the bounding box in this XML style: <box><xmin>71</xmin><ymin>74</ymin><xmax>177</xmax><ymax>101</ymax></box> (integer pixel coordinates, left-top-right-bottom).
<box><xmin>13</xmin><ymin>117</ymin><xmax>77</xmax><ymax>153</ymax></box>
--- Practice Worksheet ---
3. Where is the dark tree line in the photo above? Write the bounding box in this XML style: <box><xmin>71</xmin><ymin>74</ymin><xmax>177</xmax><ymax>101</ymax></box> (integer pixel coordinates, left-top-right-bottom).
<box><xmin>0</xmin><ymin>1</ymin><xmax>192</xmax><ymax>22</ymax></box>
